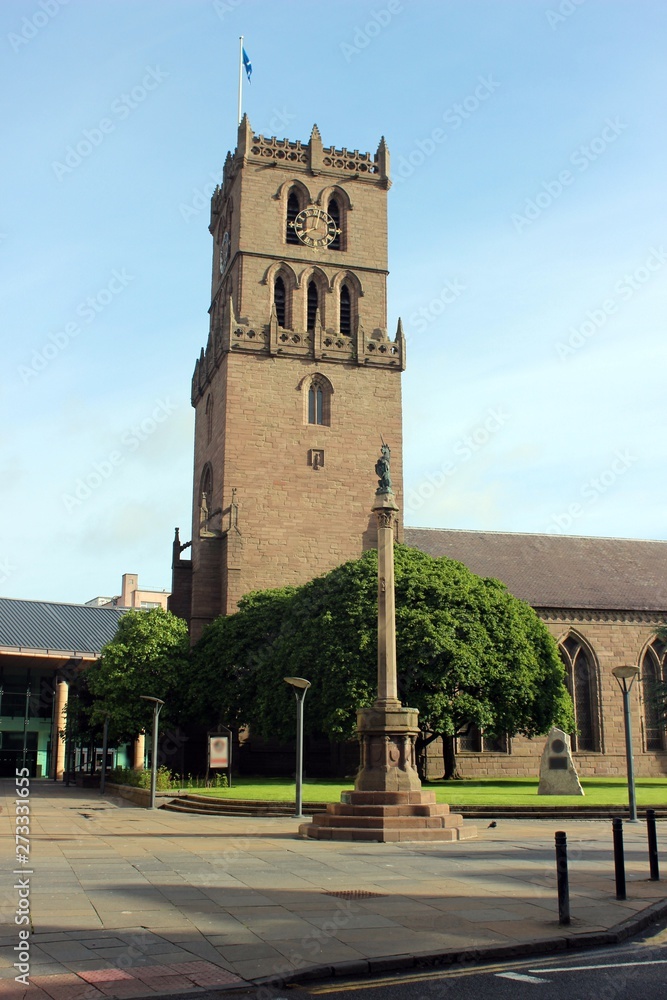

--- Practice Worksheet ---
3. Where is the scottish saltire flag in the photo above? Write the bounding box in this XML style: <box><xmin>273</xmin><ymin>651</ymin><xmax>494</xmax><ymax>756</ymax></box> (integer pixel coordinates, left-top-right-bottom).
<box><xmin>243</xmin><ymin>47</ymin><xmax>252</xmax><ymax>83</ymax></box>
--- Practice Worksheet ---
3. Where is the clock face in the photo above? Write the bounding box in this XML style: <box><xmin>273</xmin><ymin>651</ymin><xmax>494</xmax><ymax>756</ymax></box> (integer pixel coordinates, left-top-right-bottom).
<box><xmin>219</xmin><ymin>231</ymin><xmax>230</xmax><ymax>274</ymax></box>
<box><xmin>291</xmin><ymin>207</ymin><xmax>339</xmax><ymax>249</ymax></box>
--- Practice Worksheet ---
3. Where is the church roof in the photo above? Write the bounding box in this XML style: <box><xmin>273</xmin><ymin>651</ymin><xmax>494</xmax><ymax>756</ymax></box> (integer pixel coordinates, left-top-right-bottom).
<box><xmin>404</xmin><ymin>528</ymin><xmax>667</xmax><ymax>612</ymax></box>
<box><xmin>0</xmin><ymin>597</ymin><xmax>127</xmax><ymax>656</ymax></box>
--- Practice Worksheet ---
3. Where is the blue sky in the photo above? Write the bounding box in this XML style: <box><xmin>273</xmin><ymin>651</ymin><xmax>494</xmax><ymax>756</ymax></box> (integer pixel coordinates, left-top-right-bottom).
<box><xmin>1</xmin><ymin>0</ymin><xmax>665</xmax><ymax>603</ymax></box>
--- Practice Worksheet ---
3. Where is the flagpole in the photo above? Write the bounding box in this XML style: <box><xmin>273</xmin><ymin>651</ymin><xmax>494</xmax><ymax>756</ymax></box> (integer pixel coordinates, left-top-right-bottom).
<box><xmin>237</xmin><ymin>35</ymin><xmax>243</xmax><ymax>126</ymax></box>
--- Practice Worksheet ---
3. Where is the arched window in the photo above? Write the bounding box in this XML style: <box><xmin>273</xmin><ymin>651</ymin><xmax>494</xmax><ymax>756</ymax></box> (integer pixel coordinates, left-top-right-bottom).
<box><xmin>328</xmin><ymin>197</ymin><xmax>341</xmax><ymax>250</ymax></box>
<box><xmin>307</xmin><ymin>280</ymin><xmax>318</xmax><ymax>331</ymax></box>
<box><xmin>560</xmin><ymin>635</ymin><xmax>600</xmax><ymax>752</ymax></box>
<box><xmin>205</xmin><ymin>395</ymin><xmax>213</xmax><ymax>445</ymax></box>
<box><xmin>274</xmin><ymin>276</ymin><xmax>286</xmax><ymax>328</ymax></box>
<box><xmin>200</xmin><ymin>463</ymin><xmax>213</xmax><ymax>509</ymax></box>
<box><xmin>286</xmin><ymin>191</ymin><xmax>300</xmax><ymax>244</ymax></box>
<box><xmin>641</xmin><ymin>640</ymin><xmax>666</xmax><ymax>751</ymax></box>
<box><xmin>304</xmin><ymin>374</ymin><xmax>332</xmax><ymax>427</ymax></box>
<box><xmin>340</xmin><ymin>283</ymin><xmax>351</xmax><ymax>336</ymax></box>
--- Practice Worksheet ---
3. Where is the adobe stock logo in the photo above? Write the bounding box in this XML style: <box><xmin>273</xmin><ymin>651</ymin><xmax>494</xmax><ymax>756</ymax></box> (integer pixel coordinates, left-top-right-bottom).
<box><xmin>545</xmin><ymin>450</ymin><xmax>638</xmax><ymax>534</ymax></box>
<box><xmin>555</xmin><ymin>247</ymin><xmax>667</xmax><ymax>359</ymax></box>
<box><xmin>18</xmin><ymin>269</ymin><xmax>134</xmax><ymax>384</ymax></box>
<box><xmin>512</xmin><ymin>118</ymin><xmax>628</xmax><ymax>233</ymax></box>
<box><xmin>8</xmin><ymin>0</ymin><xmax>70</xmax><ymax>54</ymax></box>
<box><xmin>406</xmin><ymin>406</ymin><xmax>510</xmax><ymax>512</ymax></box>
<box><xmin>51</xmin><ymin>67</ymin><xmax>168</xmax><ymax>181</ymax></box>
<box><xmin>340</xmin><ymin>1</ymin><xmax>404</xmax><ymax>63</ymax></box>
<box><xmin>61</xmin><ymin>398</ymin><xmax>178</xmax><ymax>513</ymax></box>
<box><xmin>394</xmin><ymin>76</ymin><xmax>501</xmax><ymax>182</ymax></box>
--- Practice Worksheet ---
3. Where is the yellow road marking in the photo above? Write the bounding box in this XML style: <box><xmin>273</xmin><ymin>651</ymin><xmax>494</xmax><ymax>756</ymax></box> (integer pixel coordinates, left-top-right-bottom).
<box><xmin>303</xmin><ymin>957</ymin><xmax>549</xmax><ymax>992</ymax></box>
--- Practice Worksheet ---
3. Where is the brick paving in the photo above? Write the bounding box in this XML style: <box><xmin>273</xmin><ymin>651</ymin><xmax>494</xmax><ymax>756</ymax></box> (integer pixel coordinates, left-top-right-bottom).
<box><xmin>0</xmin><ymin>780</ymin><xmax>665</xmax><ymax>999</ymax></box>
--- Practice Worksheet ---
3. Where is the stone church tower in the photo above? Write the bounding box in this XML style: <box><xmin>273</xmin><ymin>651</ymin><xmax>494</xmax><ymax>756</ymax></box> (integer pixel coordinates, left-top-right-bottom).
<box><xmin>170</xmin><ymin>118</ymin><xmax>406</xmax><ymax>639</ymax></box>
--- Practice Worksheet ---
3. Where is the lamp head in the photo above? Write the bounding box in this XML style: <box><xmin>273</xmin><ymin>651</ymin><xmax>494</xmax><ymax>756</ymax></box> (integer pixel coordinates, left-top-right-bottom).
<box><xmin>611</xmin><ymin>666</ymin><xmax>639</xmax><ymax>681</ymax></box>
<box><xmin>283</xmin><ymin>676</ymin><xmax>311</xmax><ymax>691</ymax></box>
<box><xmin>140</xmin><ymin>696</ymin><xmax>165</xmax><ymax>706</ymax></box>
<box><xmin>612</xmin><ymin>665</ymin><xmax>640</xmax><ymax>692</ymax></box>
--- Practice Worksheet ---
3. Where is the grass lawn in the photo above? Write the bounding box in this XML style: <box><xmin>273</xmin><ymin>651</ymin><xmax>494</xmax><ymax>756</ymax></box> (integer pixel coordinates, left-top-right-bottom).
<box><xmin>179</xmin><ymin>776</ymin><xmax>667</xmax><ymax>807</ymax></box>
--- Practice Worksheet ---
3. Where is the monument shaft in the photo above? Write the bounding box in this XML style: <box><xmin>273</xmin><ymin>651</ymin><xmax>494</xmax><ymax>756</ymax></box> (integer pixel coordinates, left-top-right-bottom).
<box><xmin>376</xmin><ymin>500</ymin><xmax>399</xmax><ymax>706</ymax></box>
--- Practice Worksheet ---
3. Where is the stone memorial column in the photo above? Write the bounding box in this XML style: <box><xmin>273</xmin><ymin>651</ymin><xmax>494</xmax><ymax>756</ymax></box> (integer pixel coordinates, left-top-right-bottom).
<box><xmin>300</xmin><ymin>444</ymin><xmax>476</xmax><ymax>842</ymax></box>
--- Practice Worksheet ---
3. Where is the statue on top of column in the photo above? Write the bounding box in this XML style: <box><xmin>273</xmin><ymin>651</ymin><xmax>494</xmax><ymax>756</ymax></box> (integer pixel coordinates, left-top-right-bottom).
<box><xmin>375</xmin><ymin>442</ymin><xmax>393</xmax><ymax>495</ymax></box>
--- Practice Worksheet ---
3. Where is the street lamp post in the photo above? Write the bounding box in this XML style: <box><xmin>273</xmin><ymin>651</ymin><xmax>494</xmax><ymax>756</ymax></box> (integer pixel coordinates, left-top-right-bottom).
<box><xmin>283</xmin><ymin>677</ymin><xmax>311</xmax><ymax>819</ymax></box>
<box><xmin>611</xmin><ymin>666</ymin><xmax>640</xmax><ymax>824</ymax></box>
<box><xmin>139</xmin><ymin>696</ymin><xmax>165</xmax><ymax>810</ymax></box>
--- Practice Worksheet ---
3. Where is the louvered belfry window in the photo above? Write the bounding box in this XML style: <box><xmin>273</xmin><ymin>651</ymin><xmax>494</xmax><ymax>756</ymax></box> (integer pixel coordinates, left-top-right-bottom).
<box><xmin>340</xmin><ymin>283</ymin><xmax>351</xmax><ymax>336</ymax></box>
<box><xmin>286</xmin><ymin>191</ymin><xmax>299</xmax><ymax>244</ymax></box>
<box><xmin>274</xmin><ymin>277</ymin><xmax>286</xmax><ymax>328</ymax></box>
<box><xmin>307</xmin><ymin>281</ymin><xmax>318</xmax><ymax>331</ymax></box>
<box><xmin>328</xmin><ymin>197</ymin><xmax>341</xmax><ymax>250</ymax></box>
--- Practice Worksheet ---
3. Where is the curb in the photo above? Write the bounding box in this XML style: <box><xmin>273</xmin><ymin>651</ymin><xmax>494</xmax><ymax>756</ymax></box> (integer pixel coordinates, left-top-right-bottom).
<box><xmin>250</xmin><ymin>897</ymin><xmax>667</xmax><ymax>989</ymax></box>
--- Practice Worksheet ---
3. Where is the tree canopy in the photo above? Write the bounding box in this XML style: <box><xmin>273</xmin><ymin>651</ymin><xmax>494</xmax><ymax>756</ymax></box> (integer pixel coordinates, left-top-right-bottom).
<box><xmin>85</xmin><ymin>607</ymin><xmax>190</xmax><ymax>743</ymax></box>
<box><xmin>188</xmin><ymin>546</ymin><xmax>574</xmax><ymax>761</ymax></box>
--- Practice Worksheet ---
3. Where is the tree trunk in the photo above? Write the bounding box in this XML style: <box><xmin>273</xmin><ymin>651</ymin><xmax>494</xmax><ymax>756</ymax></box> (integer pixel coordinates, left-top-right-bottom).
<box><xmin>442</xmin><ymin>735</ymin><xmax>463</xmax><ymax>780</ymax></box>
<box><xmin>416</xmin><ymin>731</ymin><xmax>440</xmax><ymax>781</ymax></box>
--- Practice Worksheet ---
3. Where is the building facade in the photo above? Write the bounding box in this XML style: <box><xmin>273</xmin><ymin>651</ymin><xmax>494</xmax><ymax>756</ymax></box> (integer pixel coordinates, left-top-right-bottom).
<box><xmin>170</xmin><ymin>122</ymin><xmax>667</xmax><ymax>779</ymax></box>
<box><xmin>87</xmin><ymin>573</ymin><xmax>170</xmax><ymax>611</ymax></box>
<box><xmin>406</xmin><ymin>529</ymin><xmax>667</xmax><ymax>779</ymax></box>
<box><xmin>0</xmin><ymin>598</ymin><xmax>128</xmax><ymax>778</ymax></box>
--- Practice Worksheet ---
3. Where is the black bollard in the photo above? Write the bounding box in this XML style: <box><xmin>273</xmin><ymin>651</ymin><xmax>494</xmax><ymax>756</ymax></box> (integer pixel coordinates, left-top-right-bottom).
<box><xmin>647</xmin><ymin>809</ymin><xmax>660</xmax><ymax>881</ymax></box>
<box><xmin>613</xmin><ymin>817</ymin><xmax>626</xmax><ymax>900</ymax></box>
<box><xmin>555</xmin><ymin>831</ymin><xmax>571</xmax><ymax>925</ymax></box>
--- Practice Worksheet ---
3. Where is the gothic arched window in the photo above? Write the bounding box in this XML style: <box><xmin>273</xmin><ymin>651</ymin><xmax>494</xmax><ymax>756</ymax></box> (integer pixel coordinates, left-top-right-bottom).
<box><xmin>328</xmin><ymin>197</ymin><xmax>341</xmax><ymax>250</ymax></box>
<box><xmin>200</xmin><ymin>463</ymin><xmax>213</xmax><ymax>510</ymax></box>
<box><xmin>274</xmin><ymin>276</ymin><xmax>286</xmax><ymax>328</ymax></box>
<box><xmin>641</xmin><ymin>640</ymin><xmax>666</xmax><ymax>751</ymax></box>
<box><xmin>307</xmin><ymin>281</ymin><xmax>319</xmax><ymax>331</ymax></box>
<box><xmin>560</xmin><ymin>634</ymin><xmax>600</xmax><ymax>752</ymax></box>
<box><xmin>340</xmin><ymin>283</ymin><xmax>351</xmax><ymax>336</ymax></box>
<box><xmin>286</xmin><ymin>191</ymin><xmax>300</xmax><ymax>244</ymax></box>
<box><xmin>304</xmin><ymin>374</ymin><xmax>332</xmax><ymax>427</ymax></box>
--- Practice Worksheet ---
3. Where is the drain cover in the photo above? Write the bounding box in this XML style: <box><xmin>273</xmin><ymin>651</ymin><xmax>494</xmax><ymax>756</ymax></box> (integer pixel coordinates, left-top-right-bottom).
<box><xmin>324</xmin><ymin>890</ymin><xmax>386</xmax><ymax>899</ymax></box>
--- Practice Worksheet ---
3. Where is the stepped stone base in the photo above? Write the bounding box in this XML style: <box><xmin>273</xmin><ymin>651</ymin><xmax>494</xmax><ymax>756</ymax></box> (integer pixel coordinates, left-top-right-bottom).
<box><xmin>299</xmin><ymin>790</ymin><xmax>477</xmax><ymax>842</ymax></box>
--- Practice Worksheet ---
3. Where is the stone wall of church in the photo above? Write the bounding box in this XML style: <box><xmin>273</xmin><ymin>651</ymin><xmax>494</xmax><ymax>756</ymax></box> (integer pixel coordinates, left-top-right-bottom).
<box><xmin>424</xmin><ymin>612</ymin><xmax>667</xmax><ymax>779</ymax></box>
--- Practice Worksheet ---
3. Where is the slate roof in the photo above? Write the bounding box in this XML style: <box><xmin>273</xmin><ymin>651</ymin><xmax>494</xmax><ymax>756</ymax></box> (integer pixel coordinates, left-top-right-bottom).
<box><xmin>0</xmin><ymin>598</ymin><xmax>127</xmax><ymax>656</ymax></box>
<box><xmin>404</xmin><ymin>528</ymin><xmax>667</xmax><ymax>612</ymax></box>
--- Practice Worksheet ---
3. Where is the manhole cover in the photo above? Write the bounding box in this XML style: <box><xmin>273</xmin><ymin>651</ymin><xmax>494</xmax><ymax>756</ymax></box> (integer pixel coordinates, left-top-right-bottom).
<box><xmin>323</xmin><ymin>890</ymin><xmax>386</xmax><ymax>899</ymax></box>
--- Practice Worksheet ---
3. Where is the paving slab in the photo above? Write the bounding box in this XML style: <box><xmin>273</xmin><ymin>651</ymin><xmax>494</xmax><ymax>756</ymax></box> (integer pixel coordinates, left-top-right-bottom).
<box><xmin>1</xmin><ymin>779</ymin><xmax>666</xmax><ymax>999</ymax></box>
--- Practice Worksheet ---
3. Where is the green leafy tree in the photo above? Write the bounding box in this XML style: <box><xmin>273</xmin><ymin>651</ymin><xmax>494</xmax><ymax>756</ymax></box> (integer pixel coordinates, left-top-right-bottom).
<box><xmin>192</xmin><ymin>546</ymin><xmax>574</xmax><ymax>777</ymax></box>
<box><xmin>86</xmin><ymin>607</ymin><xmax>190</xmax><ymax>743</ymax></box>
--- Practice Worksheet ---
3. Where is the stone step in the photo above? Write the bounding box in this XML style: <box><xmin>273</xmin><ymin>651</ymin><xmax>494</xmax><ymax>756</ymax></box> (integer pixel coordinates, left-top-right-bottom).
<box><xmin>342</xmin><ymin>790</ymin><xmax>438</xmax><ymax>806</ymax></box>
<box><xmin>160</xmin><ymin>796</ymin><xmax>326</xmax><ymax>817</ymax></box>
<box><xmin>308</xmin><ymin>813</ymin><xmax>464</xmax><ymax>830</ymax></box>
<box><xmin>329</xmin><ymin>802</ymin><xmax>451</xmax><ymax>818</ymax></box>
<box><xmin>299</xmin><ymin>823</ymin><xmax>462</xmax><ymax>842</ymax></box>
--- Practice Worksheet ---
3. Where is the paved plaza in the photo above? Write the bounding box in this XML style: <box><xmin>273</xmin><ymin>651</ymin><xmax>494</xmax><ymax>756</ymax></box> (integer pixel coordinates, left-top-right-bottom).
<box><xmin>0</xmin><ymin>780</ymin><xmax>665</xmax><ymax>998</ymax></box>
